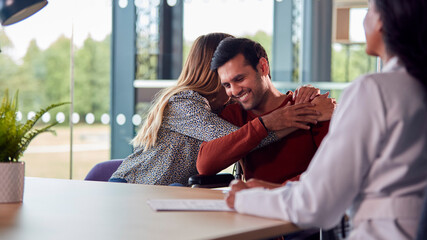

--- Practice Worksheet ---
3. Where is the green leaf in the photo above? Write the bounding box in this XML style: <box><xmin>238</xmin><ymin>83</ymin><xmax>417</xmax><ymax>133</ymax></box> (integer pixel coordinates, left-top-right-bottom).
<box><xmin>0</xmin><ymin>89</ymin><xmax>69</xmax><ymax>162</ymax></box>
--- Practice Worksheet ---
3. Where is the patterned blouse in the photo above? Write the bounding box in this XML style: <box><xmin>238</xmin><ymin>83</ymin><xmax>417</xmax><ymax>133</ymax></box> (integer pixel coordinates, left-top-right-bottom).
<box><xmin>110</xmin><ymin>90</ymin><xmax>277</xmax><ymax>186</ymax></box>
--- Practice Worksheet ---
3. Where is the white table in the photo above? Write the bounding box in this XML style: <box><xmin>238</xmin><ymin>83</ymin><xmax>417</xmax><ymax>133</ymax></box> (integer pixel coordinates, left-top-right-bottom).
<box><xmin>0</xmin><ymin>178</ymin><xmax>299</xmax><ymax>240</ymax></box>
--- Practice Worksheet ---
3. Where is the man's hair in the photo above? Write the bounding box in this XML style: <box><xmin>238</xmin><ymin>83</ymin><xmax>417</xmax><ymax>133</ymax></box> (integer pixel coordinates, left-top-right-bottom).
<box><xmin>211</xmin><ymin>37</ymin><xmax>271</xmax><ymax>78</ymax></box>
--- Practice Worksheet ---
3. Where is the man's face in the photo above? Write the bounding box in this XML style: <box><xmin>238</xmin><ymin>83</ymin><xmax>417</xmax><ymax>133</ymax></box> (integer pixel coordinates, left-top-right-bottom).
<box><xmin>218</xmin><ymin>54</ymin><xmax>268</xmax><ymax>111</ymax></box>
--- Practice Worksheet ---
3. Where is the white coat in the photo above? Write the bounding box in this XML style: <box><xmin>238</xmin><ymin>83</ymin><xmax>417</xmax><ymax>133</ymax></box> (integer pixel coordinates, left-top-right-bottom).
<box><xmin>234</xmin><ymin>57</ymin><xmax>427</xmax><ymax>240</ymax></box>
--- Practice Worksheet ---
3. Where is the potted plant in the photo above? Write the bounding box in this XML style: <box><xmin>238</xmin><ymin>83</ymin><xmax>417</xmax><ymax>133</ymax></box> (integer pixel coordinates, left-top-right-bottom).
<box><xmin>0</xmin><ymin>89</ymin><xmax>68</xmax><ymax>203</ymax></box>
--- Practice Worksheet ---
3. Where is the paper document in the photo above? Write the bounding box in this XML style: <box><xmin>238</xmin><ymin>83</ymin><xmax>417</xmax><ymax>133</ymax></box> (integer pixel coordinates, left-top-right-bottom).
<box><xmin>147</xmin><ymin>199</ymin><xmax>234</xmax><ymax>212</ymax></box>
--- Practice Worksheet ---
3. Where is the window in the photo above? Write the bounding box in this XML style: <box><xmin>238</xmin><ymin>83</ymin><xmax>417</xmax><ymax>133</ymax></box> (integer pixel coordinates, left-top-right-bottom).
<box><xmin>332</xmin><ymin>3</ymin><xmax>377</xmax><ymax>83</ymax></box>
<box><xmin>0</xmin><ymin>0</ymin><xmax>112</xmax><ymax>179</ymax></box>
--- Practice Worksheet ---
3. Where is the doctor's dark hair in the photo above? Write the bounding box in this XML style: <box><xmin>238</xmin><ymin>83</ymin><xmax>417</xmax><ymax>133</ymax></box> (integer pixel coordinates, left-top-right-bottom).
<box><xmin>374</xmin><ymin>0</ymin><xmax>427</xmax><ymax>89</ymax></box>
<box><xmin>210</xmin><ymin>37</ymin><xmax>271</xmax><ymax>78</ymax></box>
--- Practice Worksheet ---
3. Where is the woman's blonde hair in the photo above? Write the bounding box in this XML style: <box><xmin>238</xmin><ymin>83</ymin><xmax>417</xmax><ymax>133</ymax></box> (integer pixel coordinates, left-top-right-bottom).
<box><xmin>132</xmin><ymin>33</ymin><xmax>233</xmax><ymax>150</ymax></box>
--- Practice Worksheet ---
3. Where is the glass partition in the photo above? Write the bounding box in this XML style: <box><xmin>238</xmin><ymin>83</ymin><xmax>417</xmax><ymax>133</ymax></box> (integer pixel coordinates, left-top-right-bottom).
<box><xmin>0</xmin><ymin>0</ymin><xmax>112</xmax><ymax>179</ymax></box>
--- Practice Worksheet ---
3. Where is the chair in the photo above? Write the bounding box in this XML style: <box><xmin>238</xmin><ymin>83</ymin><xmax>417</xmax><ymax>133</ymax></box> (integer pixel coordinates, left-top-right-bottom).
<box><xmin>188</xmin><ymin>173</ymin><xmax>236</xmax><ymax>188</ymax></box>
<box><xmin>84</xmin><ymin>159</ymin><xmax>123</xmax><ymax>181</ymax></box>
<box><xmin>188</xmin><ymin>161</ymin><xmax>242</xmax><ymax>188</ymax></box>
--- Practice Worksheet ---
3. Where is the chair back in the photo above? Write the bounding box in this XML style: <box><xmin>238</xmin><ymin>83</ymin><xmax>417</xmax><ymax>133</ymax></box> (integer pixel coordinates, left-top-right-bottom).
<box><xmin>84</xmin><ymin>159</ymin><xmax>123</xmax><ymax>181</ymax></box>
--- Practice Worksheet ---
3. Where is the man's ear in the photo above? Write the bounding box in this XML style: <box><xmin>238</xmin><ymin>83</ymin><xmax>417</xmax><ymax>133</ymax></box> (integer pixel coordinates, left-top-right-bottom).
<box><xmin>258</xmin><ymin>57</ymin><xmax>270</xmax><ymax>76</ymax></box>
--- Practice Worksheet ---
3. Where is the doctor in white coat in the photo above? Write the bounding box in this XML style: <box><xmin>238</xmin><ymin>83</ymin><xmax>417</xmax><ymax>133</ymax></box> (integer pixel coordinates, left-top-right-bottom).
<box><xmin>225</xmin><ymin>0</ymin><xmax>427</xmax><ymax>239</ymax></box>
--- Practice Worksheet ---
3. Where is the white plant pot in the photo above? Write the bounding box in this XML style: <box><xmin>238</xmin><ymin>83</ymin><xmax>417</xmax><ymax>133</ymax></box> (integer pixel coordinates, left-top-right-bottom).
<box><xmin>0</xmin><ymin>162</ymin><xmax>25</xmax><ymax>203</ymax></box>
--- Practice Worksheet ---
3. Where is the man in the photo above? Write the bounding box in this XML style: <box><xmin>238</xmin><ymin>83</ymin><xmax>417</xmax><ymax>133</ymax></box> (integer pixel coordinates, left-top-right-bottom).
<box><xmin>196</xmin><ymin>37</ymin><xmax>335</xmax><ymax>185</ymax></box>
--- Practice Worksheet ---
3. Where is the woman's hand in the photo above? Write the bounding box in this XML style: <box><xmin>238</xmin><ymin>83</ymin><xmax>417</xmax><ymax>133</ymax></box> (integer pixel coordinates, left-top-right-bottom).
<box><xmin>225</xmin><ymin>179</ymin><xmax>281</xmax><ymax>209</ymax></box>
<box><xmin>293</xmin><ymin>85</ymin><xmax>320</xmax><ymax>104</ymax></box>
<box><xmin>311</xmin><ymin>92</ymin><xmax>336</xmax><ymax>121</ymax></box>
<box><xmin>246</xmin><ymin>179</ymin><xmax>282</xmax><ymax>189</ymax></box>
<box><xmin>225</xmin><ymin>180</ymin><xmax>249</xmax><ymax>209</ymax></box>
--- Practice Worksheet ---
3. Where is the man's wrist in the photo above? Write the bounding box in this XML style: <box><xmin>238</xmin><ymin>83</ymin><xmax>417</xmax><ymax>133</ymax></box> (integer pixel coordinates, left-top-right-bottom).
<box><xmin>258</xmin><ymin>117</ymin><xmax>268</xmax><ymax>131</ymax></box>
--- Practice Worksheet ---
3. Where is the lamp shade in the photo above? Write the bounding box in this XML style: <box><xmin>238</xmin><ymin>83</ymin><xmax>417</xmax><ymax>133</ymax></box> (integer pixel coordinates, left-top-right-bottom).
<box><xmin>0</xmin><ymin>0</ymin><xmax>48</xmax><ymax>26</ymax></box>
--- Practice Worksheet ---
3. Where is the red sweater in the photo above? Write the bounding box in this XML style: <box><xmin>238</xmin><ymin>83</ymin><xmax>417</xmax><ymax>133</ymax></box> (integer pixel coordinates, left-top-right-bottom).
<box><xmin>197</xmin><ymin>97</ymin><xmax>330</xmax><ymax>184</ymax></box>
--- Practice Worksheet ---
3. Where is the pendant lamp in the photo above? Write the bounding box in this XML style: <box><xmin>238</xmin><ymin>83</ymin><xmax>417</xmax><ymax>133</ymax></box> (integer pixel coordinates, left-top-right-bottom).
<box><xmin>0</xmin><ymin>0</ymin><xmax>48</xmax><ymax>26</ymax></box>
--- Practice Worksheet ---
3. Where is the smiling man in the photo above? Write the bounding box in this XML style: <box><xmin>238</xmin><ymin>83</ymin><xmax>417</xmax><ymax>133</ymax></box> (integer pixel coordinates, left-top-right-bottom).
<box><xmin>196</xmin><ymin>37</ymin><xmax>336</xmax><ymax>186</ymax></box>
